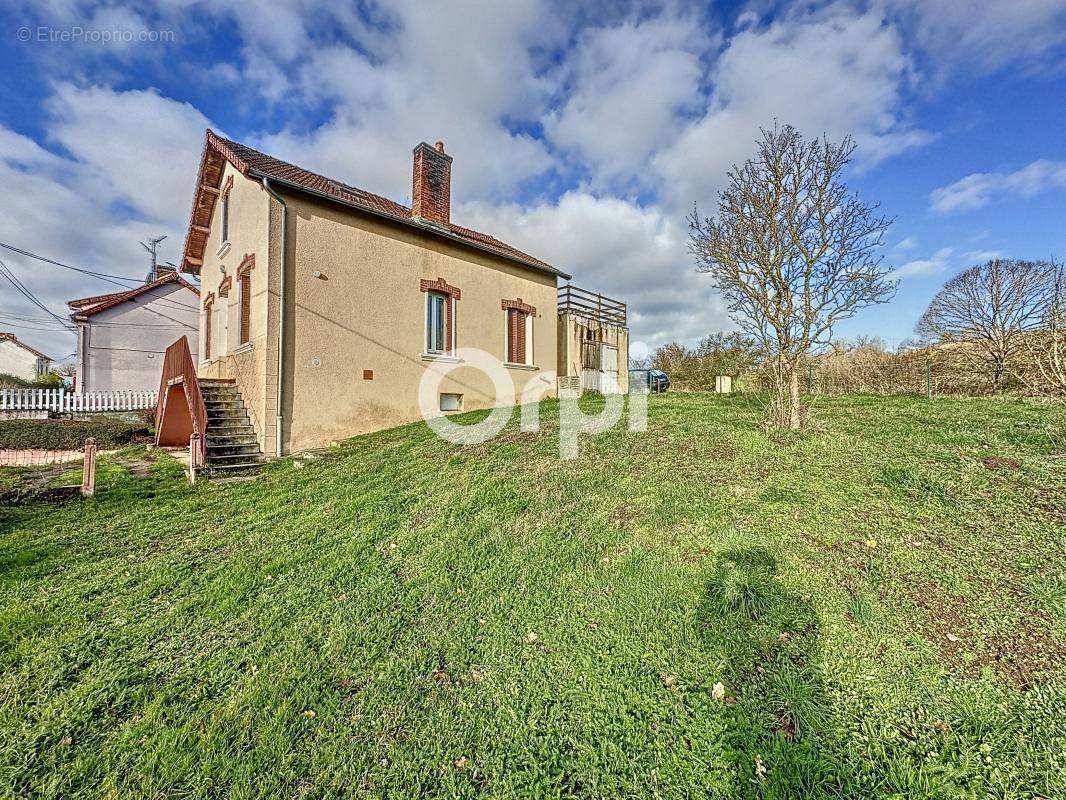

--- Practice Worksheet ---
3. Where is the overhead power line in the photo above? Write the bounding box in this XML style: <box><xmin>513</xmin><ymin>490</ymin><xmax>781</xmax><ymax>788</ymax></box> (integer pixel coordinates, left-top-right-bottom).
<box><xmin>0</xmin><ymin>240</ymin><xmax>202</xmax><ymax>313</ymax></box>
<box><xmin>0</xmin><ymin>257</ymin><xmax>74</xmax><ymax>331</ymax></box>
<box><xmin>0</xmin><ymin>241</ymin><xmax>143</xmax><ymax>286</ymax></box>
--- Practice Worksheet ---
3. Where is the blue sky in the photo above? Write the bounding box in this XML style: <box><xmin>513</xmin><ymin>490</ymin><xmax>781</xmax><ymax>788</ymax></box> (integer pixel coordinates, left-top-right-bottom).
<box><xmin>1</xmin><ymin>0</ymin><xmax>1066</xmax><ymax>361</ymax></box>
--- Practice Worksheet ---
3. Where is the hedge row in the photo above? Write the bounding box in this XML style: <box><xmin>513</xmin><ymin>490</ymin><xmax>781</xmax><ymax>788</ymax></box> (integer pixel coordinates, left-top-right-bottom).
<box><xmin>0</xmin><ymin>419</ymin><xmax>152</xmax><ymax>450</ymax></box>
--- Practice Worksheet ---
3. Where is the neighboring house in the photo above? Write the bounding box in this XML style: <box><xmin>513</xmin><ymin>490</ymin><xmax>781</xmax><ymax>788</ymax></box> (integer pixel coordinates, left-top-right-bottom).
<box><xmin>0</xmin><ymin>333</ymin><xmax>51</xmax><ymax>381</ymax></box>
<box><xmin>68</xmin><ymin>269</ymin><xmax>200</xmax><ymax>393</ymax></box>
<box><xmin>168</xmin><ymin>130</ymin><xmax>627</xmax><ymax>459</ymax></box>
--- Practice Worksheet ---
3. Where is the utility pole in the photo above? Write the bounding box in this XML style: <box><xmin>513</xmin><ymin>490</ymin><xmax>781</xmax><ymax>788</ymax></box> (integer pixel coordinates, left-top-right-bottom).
<box><xmin>140</xmin><ymin>234</ymin><xmax>167</xmax><ymax>283</ymax></box>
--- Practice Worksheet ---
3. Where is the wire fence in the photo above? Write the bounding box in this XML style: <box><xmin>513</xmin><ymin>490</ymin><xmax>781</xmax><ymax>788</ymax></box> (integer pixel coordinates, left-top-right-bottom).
<box><xmin>0</xmin><ymin>438</ymin><xmax>97</xmax><ymax>501</ymax></box>
<box><xmin>0</xmin><ymin>448</ymin><xmax>84</xmax><ymax>467</ymax></box>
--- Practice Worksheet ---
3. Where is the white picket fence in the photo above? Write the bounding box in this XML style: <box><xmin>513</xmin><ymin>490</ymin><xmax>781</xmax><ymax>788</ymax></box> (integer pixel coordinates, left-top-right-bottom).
<box><xmin>0</xmin><ymin>388</ymin><xmax>158</xmax><ymax>413</ymax></box>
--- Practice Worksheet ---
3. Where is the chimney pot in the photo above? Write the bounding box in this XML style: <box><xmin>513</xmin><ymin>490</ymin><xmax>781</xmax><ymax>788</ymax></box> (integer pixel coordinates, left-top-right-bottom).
<box><xmin>412</xmin><ymin>141</ymin><xmax>453</xmax><ymax>227</ymax></box>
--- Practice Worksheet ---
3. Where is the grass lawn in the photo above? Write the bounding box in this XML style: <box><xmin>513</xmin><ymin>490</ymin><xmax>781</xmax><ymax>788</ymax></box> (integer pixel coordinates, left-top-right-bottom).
<box><xmin>1</xmin><ymin>394</ymin><xmax>1064</xmax><ymax>799</ymax></box>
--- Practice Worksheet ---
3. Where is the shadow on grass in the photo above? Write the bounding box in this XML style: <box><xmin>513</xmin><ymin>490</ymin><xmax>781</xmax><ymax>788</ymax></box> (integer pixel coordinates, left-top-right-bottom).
<box><xmin>700</xmin><ymin>546</ymin><xmax>851</xmax><ymax>798</ymax></box>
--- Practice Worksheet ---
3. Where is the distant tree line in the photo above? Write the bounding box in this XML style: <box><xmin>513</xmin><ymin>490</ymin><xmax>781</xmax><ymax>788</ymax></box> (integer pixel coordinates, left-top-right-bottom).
<box><xmin>651</xmin><ymin>259</ymin><xmax>1066</xmax><ymax>397</ymax></box>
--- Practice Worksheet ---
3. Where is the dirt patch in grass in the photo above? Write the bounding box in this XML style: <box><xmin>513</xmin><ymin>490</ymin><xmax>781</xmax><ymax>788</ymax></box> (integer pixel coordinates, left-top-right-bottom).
<box><xmin>910</xmin><ymin>578</ymin><xmax>1065</xmax><ymax>688</ymax></box>
<box><xmin>1033</xmin><ymin>488</ymin><xmax>1066</xmax><ymax>523</ymax></box>
<box><xmin>609</xmin><ymin>504</ymin><xmax>641</xmax><ymax>528</ymax></box>
<box><xmin>982</xmin><ymin>456</ymin><xmax>1020</xmax><ymax>470</ymax></box>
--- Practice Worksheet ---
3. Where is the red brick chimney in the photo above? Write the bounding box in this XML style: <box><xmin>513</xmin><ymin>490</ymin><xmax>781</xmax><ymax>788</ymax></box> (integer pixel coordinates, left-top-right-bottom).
<box><xmin>412</xmin><ymin>141</ymin><xmax>452</xmax><ymax>227</ymax></box>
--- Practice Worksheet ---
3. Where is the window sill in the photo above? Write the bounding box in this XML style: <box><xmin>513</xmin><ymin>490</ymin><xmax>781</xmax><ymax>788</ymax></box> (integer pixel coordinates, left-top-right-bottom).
<box><xmin>505</xmin><ymin>362</ymin><xmax>537</xmax><ymax>371</ymax></box>
<box><xmin>232</xmin><ymin>342</ymin><xmax>253</xmax><ymax>355</ymax></box>
<box><xmin>421</xmin><ymin>353</ymin><xmax>463</xmax><ymax>364</ymax></box>
<box><xmin>216</xmin><ymin>241</ymin><xmax>231</xmax><ymax>258</ymax></box>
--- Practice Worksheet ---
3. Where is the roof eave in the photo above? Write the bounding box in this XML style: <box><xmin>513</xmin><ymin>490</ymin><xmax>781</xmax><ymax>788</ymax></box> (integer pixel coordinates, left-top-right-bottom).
<box><xmin>249</xmin><ymin>169</ymin><xmax>570</xmax><ymax>281</ymax></box>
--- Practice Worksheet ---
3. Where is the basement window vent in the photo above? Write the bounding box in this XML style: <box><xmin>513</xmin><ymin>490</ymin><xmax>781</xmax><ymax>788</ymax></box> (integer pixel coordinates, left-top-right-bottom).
<box><xmin>439</xmin><ymin>393</ymin><xmax>463</xmax><ymax>412</ymax></box>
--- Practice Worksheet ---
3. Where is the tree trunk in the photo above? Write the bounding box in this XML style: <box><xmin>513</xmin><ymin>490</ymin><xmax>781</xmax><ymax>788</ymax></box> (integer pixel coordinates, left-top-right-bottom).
<box><xmin>788</xmin><ymin>369</ymin><xmax>801</xmax><ymax>430</ymax></box>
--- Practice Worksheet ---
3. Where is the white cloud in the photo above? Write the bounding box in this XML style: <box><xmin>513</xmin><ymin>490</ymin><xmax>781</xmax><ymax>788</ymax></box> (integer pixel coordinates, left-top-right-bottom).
<box><xmin>252</xmin><ymin>0</ymin><xmax>558</xmax><ymax>203</ymax></box>
<box><xmin>887</xmin><ymin>0</ymin><xmax>1066</xmax><ymax>76</ymax></box>
<box><xmin>888</xmin><ymin>246</ymin><xmax>953</xmax><ymax>280</ymax></box>
<box><xmin>962</xmin><ymin>249</ymin><xmax>1005</xmax><ymax>263</ymax></box>
<box><xmin>894</xmin><ymin>236</ymin><xmax>918</xmax><ymax>251</ymax></box>
<box><xmin>543</xmin><ymin>15</ymin><xmax>712</xmax><ymax>189</ymax></box>
<box><xmin>653</xmin><ymin>8</ymin><xmax>934</xmax><ymax>215</ymax></box>
<box><xmin>46</xmin><ymin>84</ymin><xmax>212</xmax><ymax>222</ymax></box>
<box><xmin>930</xmin><ymin>159</ymin><xmax>1066</xmax><ymax>213</ymax></box>
<box><xmin>460</xmin><ymin>193</ymin><xmax>731</xmax><ymax>347</ymax></box>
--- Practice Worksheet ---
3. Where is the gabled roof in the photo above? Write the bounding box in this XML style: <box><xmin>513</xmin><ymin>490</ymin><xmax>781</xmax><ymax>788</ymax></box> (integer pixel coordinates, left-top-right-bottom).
<box><xmin>181</xmin><ymin>130</ymin><xmax>570</xmax><ymax>280</ymax></box>
<box><xmin>0</xmin><ymin>332</ymin><xmax>50</xmax><ymax>361</ymax></box>
<box><xmin>68</xmin><ymin>271</ymin><xmax>200</xmax><ymax>320</ymax></box>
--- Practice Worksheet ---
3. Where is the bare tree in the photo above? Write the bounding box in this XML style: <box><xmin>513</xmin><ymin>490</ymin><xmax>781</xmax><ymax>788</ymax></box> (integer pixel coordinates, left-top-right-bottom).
<box><xmin>689</xmin><ymin>124</ymin><xmax>896</xmax><ymax>429</ymax></box>
<box><xmin>916</xmin><ymin>258</ymin><xmax>1057</xmax><ymax>393</ymax></box>
<box><xmin>1024</xmin><ymin>261</ymin><xmax>1066</xmax><ymax>397</ymax></box>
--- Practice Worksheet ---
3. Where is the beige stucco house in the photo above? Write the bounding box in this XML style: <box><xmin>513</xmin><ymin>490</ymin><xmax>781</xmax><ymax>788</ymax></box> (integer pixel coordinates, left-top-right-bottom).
<box><xmin>0</xmin><ymin>333</ymin><xmax>51</xmax><ymax>382</ymax></box>
<box><xmin>177</xmin><ymin>130</ymin><xmax>603</xmax><ymax>459</ymax></box>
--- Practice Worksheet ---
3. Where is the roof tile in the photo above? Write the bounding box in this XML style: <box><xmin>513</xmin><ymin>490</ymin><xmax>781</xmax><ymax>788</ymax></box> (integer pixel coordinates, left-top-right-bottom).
<box><xmin>181</xmin><ymin>130</ymin><xmax>567</xmax><ymax>279</ymax></box>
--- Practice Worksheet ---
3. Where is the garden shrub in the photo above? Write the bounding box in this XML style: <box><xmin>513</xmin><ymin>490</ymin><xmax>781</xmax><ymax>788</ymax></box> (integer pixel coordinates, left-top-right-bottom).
<box><xmin>0</xmin><ymin>419</ymin><xmax>151</xmax><ymax>450</ymax></box>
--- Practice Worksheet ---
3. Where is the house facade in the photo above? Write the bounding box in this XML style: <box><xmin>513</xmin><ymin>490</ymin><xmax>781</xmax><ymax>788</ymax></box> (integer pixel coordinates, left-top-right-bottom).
<box><xmin>68</xmin><ymin>270</ymin><xmax>200</xmax><ymax>393</ymax></box>
<box><xmin>180</xmin><ymin>131</ymin><xmax>572</xmax><ymax>457</ymax></box>
<box><xmin>0</xmin><ymin>333</ymin><xmax>51</xmax><ymax>382</ymax></box>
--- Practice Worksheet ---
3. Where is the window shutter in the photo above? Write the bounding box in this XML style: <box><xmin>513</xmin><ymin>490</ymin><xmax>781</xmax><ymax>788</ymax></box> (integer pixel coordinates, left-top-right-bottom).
<box><xmin>445</xmin><ymin>295</ymin><xmax>454</xmax><ymax>353</ymax></box>
<box><xmin>204</xmin><ymin>303</ymin><xmax>212</xmax><ymax>359</ymax></box>
<box><xmin>239</xmin><ymin>275</ymin><xmax>251</xmax><ymax>344</ymax></box>
<box><xmin>516</xmin><ymin>312</ymin><xmax>527</xmax><ymax>364</ymax></box>
<box><xmin>506</xmin><ymin>309</ymin><xmax>518</xmax><ymax>363</ymax></box>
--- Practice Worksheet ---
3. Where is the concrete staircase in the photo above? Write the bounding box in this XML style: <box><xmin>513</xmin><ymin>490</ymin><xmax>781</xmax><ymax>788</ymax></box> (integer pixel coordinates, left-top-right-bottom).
<box><xmin>200</xmin><ymin>379</ymin><xmax>264</xmax><ymax>477</ymax></box>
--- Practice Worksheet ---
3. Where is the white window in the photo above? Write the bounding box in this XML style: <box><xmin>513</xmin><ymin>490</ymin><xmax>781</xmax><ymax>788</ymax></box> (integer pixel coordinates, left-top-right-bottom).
<box><xmin>426</xmin><ymin>291</ymin><xmax>449</xmax><ymax>353</ymax></box>
<box><xmin>439</xmin><ymin>393</ymin><xmax>462</xmax><ymax>411</ymax></box>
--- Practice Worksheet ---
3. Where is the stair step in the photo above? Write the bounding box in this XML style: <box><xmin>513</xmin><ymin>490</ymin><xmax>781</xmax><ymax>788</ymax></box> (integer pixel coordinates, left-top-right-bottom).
<box><xmin>198</xmin><ymin>379</ymin><xmax>264</xmax><ymax>480</ymax></box>
<box><xmin>207</xmin><ymin>441</ymin><xmax>261</xmax><ymax>451</ymax></box>
<box><xmin>208</xmin><ymin>456</ymin><xmax>261</xmax><ymax>465</ymax></box>
<box><xmin>205</xmin><ymin>460</ymin><xmax>264</xmax><ymax>470</ymax></box>
<box><xmin>208</xmin><ymin>450</ymin><xmax>261</xmax><ymax>459</ymax></box>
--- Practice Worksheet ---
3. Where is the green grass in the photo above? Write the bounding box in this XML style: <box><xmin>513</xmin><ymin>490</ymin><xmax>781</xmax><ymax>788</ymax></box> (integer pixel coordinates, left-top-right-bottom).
<box><xmin>1</xmin><ymin>394</ymin><xmax>1064</xmax><ymax>799</ymax></box>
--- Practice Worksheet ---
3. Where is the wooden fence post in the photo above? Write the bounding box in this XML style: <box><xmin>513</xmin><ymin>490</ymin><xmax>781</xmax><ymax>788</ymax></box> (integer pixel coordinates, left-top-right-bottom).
<box><xmin>81</xmin><ymin>438</ymin><xmax>97</xmax><ymax>497</ymax></box>
<box><xmin>188</xmin><ymin>432</ymin><xmax>200</xmax><ymax>484</ymax></box>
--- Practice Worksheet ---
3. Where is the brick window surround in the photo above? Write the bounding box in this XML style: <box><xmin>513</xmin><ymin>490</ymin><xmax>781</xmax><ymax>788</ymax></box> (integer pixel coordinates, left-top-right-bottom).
<box><xmin>420</xmin><ymin>277</ymin><xmax>460</xmax><ymax>354</ymax></box>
